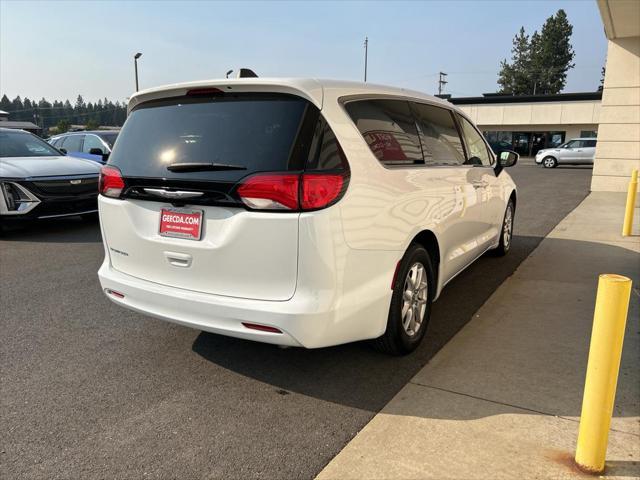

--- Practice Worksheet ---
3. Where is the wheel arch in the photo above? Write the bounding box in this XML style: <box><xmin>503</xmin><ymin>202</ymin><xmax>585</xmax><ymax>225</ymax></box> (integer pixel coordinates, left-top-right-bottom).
<box><xmin>408</xmin><ymin>229</ymin><xmax>441</xmax><ymax>294</ymax></box>
<box><xmin>509</xmin><ymin>188</ymin><xmax>517</xmax><ymax>210</ymax></box>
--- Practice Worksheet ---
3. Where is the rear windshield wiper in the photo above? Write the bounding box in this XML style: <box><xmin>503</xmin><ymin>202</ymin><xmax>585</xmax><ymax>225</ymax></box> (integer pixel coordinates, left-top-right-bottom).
<box><xmin>166</xmin><ymin>162</ymin><xmax>247</xmax><ymax>172</ymax></box>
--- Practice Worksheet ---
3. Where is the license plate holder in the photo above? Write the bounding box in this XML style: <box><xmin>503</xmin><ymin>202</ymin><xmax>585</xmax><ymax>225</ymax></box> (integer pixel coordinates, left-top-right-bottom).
<box><xmin>159</xmin><ymin>208</ymin><xmax>203</xmax><ymax>240</ymax></box>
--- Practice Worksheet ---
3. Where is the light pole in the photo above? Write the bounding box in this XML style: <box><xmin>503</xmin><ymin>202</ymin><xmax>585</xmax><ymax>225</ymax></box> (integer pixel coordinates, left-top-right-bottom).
<box><xmin>363</xmin><ymin>37</ymin><xmax>368</xmax><ymax>82</ymax></box>
<box><xmin>134</xmin><ymin>52</ymin><xmax>142</xmax><ymax>92</ymax></box>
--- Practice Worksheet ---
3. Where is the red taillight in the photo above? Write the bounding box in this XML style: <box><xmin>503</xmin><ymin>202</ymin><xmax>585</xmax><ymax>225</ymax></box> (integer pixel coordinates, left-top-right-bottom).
<box><xmin>99</xmin><ymin>166</ymin><xmax>124</xmax><ymax>198</ymax></box>
<box><xmin>241</xmin><ymin>322</ymin><xmax>283</xmax><ymax>334</ymax></box>
<box><xmin>301</xmin><ymin>174</ymin><xmax>344</xmax><ymax>210</ymax></box>
<box><xmin>237</xmin><ymin>172</ymin><xmax>347</xmax><ymax>212</ymax></box>
<box><xmin>237</xmin><ymin>174</ymin><xmax>300</xmax><ymax>210</ymax></box>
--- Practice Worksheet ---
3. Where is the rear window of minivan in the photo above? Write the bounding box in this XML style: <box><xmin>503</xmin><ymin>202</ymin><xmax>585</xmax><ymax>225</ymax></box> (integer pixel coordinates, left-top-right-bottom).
<box><xmin>109</xmin><ymin>93</ymin><xmax>311</xmax><ymax>182</ymax></box>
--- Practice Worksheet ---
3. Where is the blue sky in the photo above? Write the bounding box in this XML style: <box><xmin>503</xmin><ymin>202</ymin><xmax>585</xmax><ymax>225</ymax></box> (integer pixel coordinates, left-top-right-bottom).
<box><xmin>0</xmin><ymin>0</ymin><xmax>607</xmax><ymax>104</ymax></box>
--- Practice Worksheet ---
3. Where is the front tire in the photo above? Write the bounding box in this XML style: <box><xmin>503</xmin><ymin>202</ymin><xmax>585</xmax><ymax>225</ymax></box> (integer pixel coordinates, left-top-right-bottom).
<box><xmin>373</xmin><ymin>244</ymin><xmax>435</xmax><ymax>355</ymax></box>
<box><xmin>542</xmin><ymin>156</ymin><xmax>557</xmax><ymax>168</ymax></box>
<box><xmin>492</xmin><ymin>200</ymin><xmax>515</xmax><ymax>257</ymax></box>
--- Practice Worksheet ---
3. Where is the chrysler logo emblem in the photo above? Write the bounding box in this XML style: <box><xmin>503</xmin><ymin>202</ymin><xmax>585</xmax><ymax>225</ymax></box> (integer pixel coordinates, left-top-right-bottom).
<box><xmin>70</xmin><ymin>179</ymin><xmax>82</xmax><ymax>184</ymax></box>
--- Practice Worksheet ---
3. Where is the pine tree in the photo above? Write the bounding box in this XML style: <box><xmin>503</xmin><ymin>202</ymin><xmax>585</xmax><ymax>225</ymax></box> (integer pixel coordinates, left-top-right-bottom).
<box><xmin>529</xmin><ymin>9</ymin><xmax>575</xmax><ymax>94</ymax></box>
<box><xmin>497</xmin><ymin>9</ymin><xmax>575</xmax><ymax>95</ymax></box>
<box><xmin>498</xmin><ymin>27</ymin><xmax>532</xmax><ymax>94</ymax></box>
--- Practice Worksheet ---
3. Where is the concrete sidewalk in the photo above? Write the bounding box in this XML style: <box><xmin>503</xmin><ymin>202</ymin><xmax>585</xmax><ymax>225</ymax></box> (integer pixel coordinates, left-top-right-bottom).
<box><xmin>317</xmin><ymin>192</ymin><xmax>640</xmax><ymax>480</ymax></box>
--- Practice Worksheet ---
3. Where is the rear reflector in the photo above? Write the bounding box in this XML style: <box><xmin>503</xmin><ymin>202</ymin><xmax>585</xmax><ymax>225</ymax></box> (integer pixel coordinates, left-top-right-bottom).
<box><xmin>99</xmin><ymin>166</ymin><xmax>125</xmax><ymax>198</ymax></box>
<box><xmin>241</xmin><ymin>322</ymin><xmax>283</xmax><ymax>334</ymax></box>
<box><xmin>105</xmin><ymin>288</ymin><xmax>125</xmax><ymax>298</ymax></box>
<box><xmin>237</xmin><ymin>172</ymin><xmax>347</xmax><ymax>212</ymax></box>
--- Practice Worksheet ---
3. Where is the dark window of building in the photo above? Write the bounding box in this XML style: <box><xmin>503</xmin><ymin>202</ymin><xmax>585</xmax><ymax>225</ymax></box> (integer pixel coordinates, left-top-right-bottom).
<box><xmin>580</xmin><ymin>130</ymin><xmax>597</xmax><ymax>138</ymax></box>
<box><xmin>345</xmin><ymin>100</ymin><xmax>423</xmax><ymax>166</ymax></box>
<box><xmin>456</xmin><ymin>115</ymin><xmax>493</xmax><ymax>166</ymax></box>
<box><xmin>411</xmin><ymin>102</ymin><xmax>465</xmax><ymax>166</ymax></box>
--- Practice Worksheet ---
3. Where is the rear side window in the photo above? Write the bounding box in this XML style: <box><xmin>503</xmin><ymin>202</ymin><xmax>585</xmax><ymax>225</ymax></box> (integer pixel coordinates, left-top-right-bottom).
<box><xmin>584</xmin><ymin>140</ymin><xmax>597</xmax><ymax>147</ymax></box>
<box><xmin>345</xmin><ymin>100</ymin><xmax>423</xmax><ymax>166</ymax></box>
<box><xmin>411</xmin><ymin>102</ymin><xmax>465</xmax><ymax>166</ymax></box>
<box><xmin>109</xmin><ymin>93</ymin><xmax>311</xmax><ymax>181</ymax></box>
<box><xmin>456</xmin><ymin>115</ymin><xmax>493</xmax><ymax>167</ymax></box>
<box><xmin>61</xmin><ymin>135</ymin><xmax>83</xmax><ymax>152</ymax></box>
<box><xmin>306</xmin><ymin>116</ymin><xmax>348</xmax><ymax>171</ymax></box>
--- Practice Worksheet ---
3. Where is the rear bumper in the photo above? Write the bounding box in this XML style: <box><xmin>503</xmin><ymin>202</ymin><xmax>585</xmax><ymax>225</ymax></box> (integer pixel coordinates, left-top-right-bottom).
<box><xmin>98</xmin><ymin>260</ymin><xmax>345</xmax><ymax>348</ymax></box>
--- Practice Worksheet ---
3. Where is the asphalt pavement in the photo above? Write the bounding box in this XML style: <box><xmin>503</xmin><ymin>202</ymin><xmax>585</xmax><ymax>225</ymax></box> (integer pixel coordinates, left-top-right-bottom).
<box><xmin>0</xmin><ymin>163</ymin><xmax>592</xmax><ymax>479</ymax></box>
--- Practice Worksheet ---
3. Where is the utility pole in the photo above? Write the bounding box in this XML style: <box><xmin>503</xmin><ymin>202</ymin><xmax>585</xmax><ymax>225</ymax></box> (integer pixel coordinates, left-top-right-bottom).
<box><xmin>438</xmin><ymin>72</ymin><xmax>448</xmax><ymax>96</ymax></box>
<box><xmin>364</xmin><ymin>37</ymin><xmax>368</xmax><ymax>82</ymax></box>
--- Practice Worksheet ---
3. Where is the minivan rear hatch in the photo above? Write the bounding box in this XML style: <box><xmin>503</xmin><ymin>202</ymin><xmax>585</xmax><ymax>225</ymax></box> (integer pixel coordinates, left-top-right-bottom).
<box><xmin>100</xmin><ymin>91</ymin><xmax>319</xmax><ymax>301</ymax></box>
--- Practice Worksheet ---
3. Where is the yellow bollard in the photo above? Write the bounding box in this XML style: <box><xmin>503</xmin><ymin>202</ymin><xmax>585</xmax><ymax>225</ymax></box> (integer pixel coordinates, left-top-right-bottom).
<box><xmin>622</xmin><ymin>169</ymin><xmax>638</xmax><ymax>236</ymax></box>
<box><xmin>575</xmin><ymin>274</ymin><xmax>632</xmax><ymax>474</ymax></box>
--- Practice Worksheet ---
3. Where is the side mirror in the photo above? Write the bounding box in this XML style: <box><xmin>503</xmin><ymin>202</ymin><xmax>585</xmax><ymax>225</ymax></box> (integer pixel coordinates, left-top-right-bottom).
<box><xmin>498</xmin><ymin>150</ymin><xmax>518</xmax><ymax>168</ymax></box>
<box><xmin>59</xmin><ymin>148</ymin><xmax>67</xmax><ymax>155</ymax></box>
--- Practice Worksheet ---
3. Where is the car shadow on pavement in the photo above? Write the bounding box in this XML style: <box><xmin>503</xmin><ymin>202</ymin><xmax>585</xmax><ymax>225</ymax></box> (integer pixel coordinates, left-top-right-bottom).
<box><xmin>193</xmin><ymin>234</ymin><xmax>548</xmax><ymax>413</ymax></box>
<box><xmin>193</xmin><ymin>236</ymin><xmax>639</xmax><ymax>427</ymax></box>
<box><xmin>0</xmin><ymin>216</ymin><xmax>102</xmax><ymax>243</ymax></box>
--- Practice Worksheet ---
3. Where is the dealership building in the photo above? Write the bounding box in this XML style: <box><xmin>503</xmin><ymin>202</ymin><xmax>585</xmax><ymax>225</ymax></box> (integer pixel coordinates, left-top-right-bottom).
<box><xmin>448</xmin><ymin>92</ymin><xmax>601</xmax><ymax>157</ymax></box>
<box><xmin>446</xmin><ymin>0</ymin><xmax>639</xmax><ymax>193</ymax></box>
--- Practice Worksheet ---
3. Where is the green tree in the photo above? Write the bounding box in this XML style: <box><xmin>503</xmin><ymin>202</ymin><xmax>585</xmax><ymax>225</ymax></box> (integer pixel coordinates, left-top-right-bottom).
<box><xmin>497</xmin><ymin>27</ymin><xmax>532</xmax><ymax>94</ymax></box>
<box><xmin>85</xmin><ymin>118</ymin><xmax>100</xmax><ymax>130</ymax></box>
<box><xmin>529</xmin><ymin>9</ymin><xmax>575</xmax><ymax>94</ymax></box>
<box><xmin>497</xmin><ymin>9</ymin><xmax>575</xmax><ymax>95</ymax></box>
<box><xmin>56</xmin><ymin>119</ymin><xmax>71</xmax><ymax>134</ymax></box>
<box><xmin>0</xmin><ymin>94</ymin><xmax>11</xmax><ymax>113</ymax></box>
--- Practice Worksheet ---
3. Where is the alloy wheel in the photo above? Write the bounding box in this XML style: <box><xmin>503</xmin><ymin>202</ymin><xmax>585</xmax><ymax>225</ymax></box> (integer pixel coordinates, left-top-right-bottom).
<box><xmin>503</xmin><ymin>205</ymin><xmax>513</xmax><ymax>249</ymax></box>
<box><xmin>401</xmin><ymin>263</ymin><xmax>428</xmax><ymax>337</ymax></box>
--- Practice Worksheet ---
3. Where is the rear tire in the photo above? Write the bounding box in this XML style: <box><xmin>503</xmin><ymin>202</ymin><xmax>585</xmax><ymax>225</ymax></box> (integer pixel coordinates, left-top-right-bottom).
<box><xmin>542</xmin><ymin>156</ymin><xmax>557</xmax><ymax>168</ymax></box>
<box><xmin>372</xmin><ymin>244</ymin><xmax>435</xmax><ymax>355</ymax></box>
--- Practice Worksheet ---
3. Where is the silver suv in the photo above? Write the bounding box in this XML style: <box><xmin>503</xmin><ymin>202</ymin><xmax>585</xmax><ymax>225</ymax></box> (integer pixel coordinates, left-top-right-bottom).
<box><xmin>535</xmin><ymin>138</ymin><xmax>597</xmax><ymax>168</ymax></box>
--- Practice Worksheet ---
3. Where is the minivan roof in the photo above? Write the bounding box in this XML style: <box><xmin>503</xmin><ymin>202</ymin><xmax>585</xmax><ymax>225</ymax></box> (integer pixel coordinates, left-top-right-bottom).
<box><xmin>128</xmin><ymin>77</ymin><xmax>455</xmax><ymax>113</ymax></box>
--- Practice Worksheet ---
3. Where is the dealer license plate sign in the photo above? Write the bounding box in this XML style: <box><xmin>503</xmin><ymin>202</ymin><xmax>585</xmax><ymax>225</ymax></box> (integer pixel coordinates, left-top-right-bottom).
<box><xmin>159</xmin><ymin>208</ymin><xmax>203</xmax><ymax>240</ymax></box>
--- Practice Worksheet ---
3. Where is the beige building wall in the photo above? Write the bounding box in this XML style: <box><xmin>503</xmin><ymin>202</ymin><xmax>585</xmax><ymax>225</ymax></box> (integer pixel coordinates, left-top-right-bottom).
<box><xmin>592</xmin><ymin>0</ymin><xmax>640</xmax><ymax>192</ymax></box>
<box><xmin>460</xmin><ymin>101</ymin><xmax>601</xmax><ymax>127</ymax></box>
<box><xmin>475</xmin><ymin>124</ymin><xmax>598</xmax><ymax>141</ymax></box>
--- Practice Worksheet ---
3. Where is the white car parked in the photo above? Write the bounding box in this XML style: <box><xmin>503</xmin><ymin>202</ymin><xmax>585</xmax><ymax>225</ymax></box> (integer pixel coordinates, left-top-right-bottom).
<box><xmin>535</xmin><ymin>138</ymin><xmax>597</xmax><ymax>168</ymax></box>
<box><xmin>97</xmin><ymin>78</ymin><xmax>518</xmax><ymax>354</ymax></box>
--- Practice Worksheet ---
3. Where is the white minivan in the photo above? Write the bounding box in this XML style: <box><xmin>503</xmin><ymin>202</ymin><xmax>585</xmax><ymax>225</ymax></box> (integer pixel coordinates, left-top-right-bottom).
<box><xmin>98</xmin><ymin>78</ymin><xmax>518</xmax><ymax>354</ymax></box>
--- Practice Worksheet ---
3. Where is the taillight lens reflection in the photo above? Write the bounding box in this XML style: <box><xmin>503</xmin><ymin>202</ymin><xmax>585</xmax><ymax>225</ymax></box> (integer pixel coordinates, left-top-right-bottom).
<box><xmin>99</xmin><ymin>166</ymin><xmax>125</xmax><ymax>198</ymax></box>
